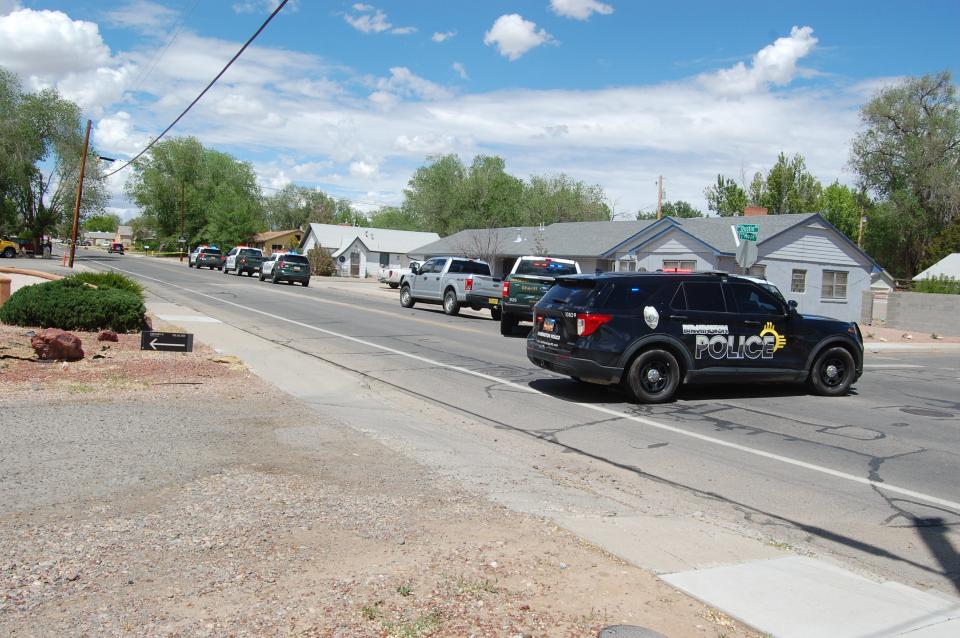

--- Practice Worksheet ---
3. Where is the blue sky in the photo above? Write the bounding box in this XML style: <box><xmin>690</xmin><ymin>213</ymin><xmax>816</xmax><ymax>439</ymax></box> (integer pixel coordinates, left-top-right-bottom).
<box><xmin>1</xmin><ymin>0</ymin><xmax>958</xmax><ymax>220</ymax></box>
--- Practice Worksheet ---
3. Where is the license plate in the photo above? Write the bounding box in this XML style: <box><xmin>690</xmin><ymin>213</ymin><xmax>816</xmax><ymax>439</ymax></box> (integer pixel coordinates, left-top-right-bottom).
<box><xmin>543</xmin><ymin>317</ymin><xmax>556</xmax><ymax>333</ymax></box>
<box><xmin>488</xmin><ymin>298</ymin><xmax>499</xmax><ymax>305</ymax></box>
<box><xmin>292</xmin><ymin>266</ymin><xmax>301</xmax><ymax>271</ymax></box>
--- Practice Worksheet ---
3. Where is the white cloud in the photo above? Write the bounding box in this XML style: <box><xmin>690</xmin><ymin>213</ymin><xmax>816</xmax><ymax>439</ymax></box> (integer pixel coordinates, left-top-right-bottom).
<box><xmin>232</xmin><ymin>0</ymin><xmax>296</xmax><ymax>14</ymax></box>
<box><xmin>432</xmin><ymin>30</ymin><xmax>456</xmax><ymax>43</ymax></box>
<box><xmin>104</xmin><ymin>1</ymin><xmax>177</xmax><ymax>32</ymax></box>
<box><xmin>0</xmin><ymin>8</ymin><xmax>110</xmax><ymax>74</ymax></box>
<box><xmin>484</xmin><ymin>14</ymin><xmax>554</xmax><ymax>61</ymax></box>
<box><xmin>452</xmin><ymin>62</ymin><xmax>468</xmax><ymax>80</ymax></box>
<box><xmin>349</xmin><ymin>160</ymin><xmax>378</xmax><ymax>178</ymax></box>
<box><xmin>372</xmin><ymin>66</ymin><xmax>452</xmax><ymax>102</ymax></box>
<box><xmin>700</xmin><ymin>26</ymin><xmax>818</xmax><ymax>94</ymax></box>
<box><xmin>0</xmin><ymin>1</ymin><xmax>21</xmax><ymax>16</ymax></box>
<box><xmin>94</xmin><ymin>112</ymin><xmax>150</xmax><ymax>156</ymax></box>
<box><xmin>549</xmin><ymin>0</ymin><xmax>614</xmax><ymax>20</ymax></box>
<box><xmin>344</xmin><ymin>4</ymin><xmax>414</xmax><ymax>35</ymax></box>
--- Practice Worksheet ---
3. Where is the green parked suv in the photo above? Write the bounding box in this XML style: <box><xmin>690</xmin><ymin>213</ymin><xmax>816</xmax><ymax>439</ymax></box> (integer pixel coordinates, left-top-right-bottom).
<box><xmin>260</xmin><ymin>252</ymin><xmax>311</xmax><ymax>286</ymax></box>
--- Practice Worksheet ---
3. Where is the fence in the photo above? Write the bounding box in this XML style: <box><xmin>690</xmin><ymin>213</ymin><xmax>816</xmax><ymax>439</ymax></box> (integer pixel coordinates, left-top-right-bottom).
<box><xmin>885</xmin><ymin>291</ymin><xmax>960</xmax><ymax>336</ymax></box>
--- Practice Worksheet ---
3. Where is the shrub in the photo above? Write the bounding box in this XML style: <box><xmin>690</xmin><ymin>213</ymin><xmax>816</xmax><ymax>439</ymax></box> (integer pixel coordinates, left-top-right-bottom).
<box><xmin>307</xmin><ymin>246</ymin><xmax>337</xmax><ymax>276</ymax></box>
<box><xmin>66</xmin><ymin>271</ymin><xmax>144</xmax><ymax>299</ymax></box>
<box><xmin>912</xmin><ymin>275</ymin><xmax>960</xmax><ymax>295</ymax></box>
<box><xmin>0</xmin><ymin>278</ymin><xmax>146</xmax><ymax>332</ymax></box>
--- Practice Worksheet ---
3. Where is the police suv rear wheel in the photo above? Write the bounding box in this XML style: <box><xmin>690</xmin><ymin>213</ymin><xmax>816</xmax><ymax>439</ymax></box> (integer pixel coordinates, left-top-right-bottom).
<box><xmin>809</xmin><ymin>346</ymin><xmax>855</xmax><ymax>396</ymax></box>
<box><xmin>624</xmin><ymin>349</ymin><xmax>680</xmax><ymax>404</ymax></box>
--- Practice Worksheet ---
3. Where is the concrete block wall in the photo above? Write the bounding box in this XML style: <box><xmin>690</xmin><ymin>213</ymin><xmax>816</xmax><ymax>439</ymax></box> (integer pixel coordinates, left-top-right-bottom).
<box><xmin>885</xmin><ymin>291</ymin><xmax>960</xmax><ymax>336</ymax></box>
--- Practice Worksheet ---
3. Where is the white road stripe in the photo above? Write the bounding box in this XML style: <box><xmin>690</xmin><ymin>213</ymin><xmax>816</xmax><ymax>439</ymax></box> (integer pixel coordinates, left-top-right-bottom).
<box><xmin>95</xmin><ymin>260</ymin><xmax>960</xmax><ymax>513</ymax></box>
<box><xmin>863</xmin><ymin>364</ymin><xmax>924</xmax><ymax>369</ymax></box>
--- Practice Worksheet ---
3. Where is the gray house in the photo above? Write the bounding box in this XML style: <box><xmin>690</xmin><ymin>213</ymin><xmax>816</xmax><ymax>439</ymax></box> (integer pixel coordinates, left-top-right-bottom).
<box><xmin>412</xmin><ymin>212</ymin><xmax>882</xmax><ymax>322</ymax></box>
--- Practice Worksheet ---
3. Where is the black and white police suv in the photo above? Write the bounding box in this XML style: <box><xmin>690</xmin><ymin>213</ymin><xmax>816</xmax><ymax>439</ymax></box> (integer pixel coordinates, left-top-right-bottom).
<box><xmin>527</xmin><ymin>271</ymin><xmax>864</xmax><ymax>403</ymax></box>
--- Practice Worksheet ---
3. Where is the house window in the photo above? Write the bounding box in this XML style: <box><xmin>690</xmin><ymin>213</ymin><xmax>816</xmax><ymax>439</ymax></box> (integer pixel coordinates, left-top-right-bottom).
<box><xmin>821</xmin><ymin>270</ymin><xmax>848</xmax><ymax>299</ymax></box>
<box><xmin>747</xmin><ymin>264</ymin><xmax>766</xmax><ymax>278</ymax></box>
<box><xmin>595</xmin><ymin>259</ymin><xmax>614</xmax><ymax>272</ymax></box>
<box><xmin>271</xmin><ymin>244</ymin><xmax>283</xmax><ymax>251</ymax></box>
<box><xmin>791</xmin><ymin>269</ymin><xmax>806</xmax><ymax>293</ymax></box>
<box><xmin>663</xmin><ymin>259</ymin><xmax>696</xmax><ymax>272</ymax></box>
<box><xmin>379</xmin><ymin>252</ymin><xmax>390</xmax><ymax>267</ymax></box>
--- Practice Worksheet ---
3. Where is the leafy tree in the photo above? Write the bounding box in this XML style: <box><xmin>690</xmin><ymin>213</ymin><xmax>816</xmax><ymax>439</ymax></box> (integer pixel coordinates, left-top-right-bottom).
<box><xmin>307</xmin><ymin>246</ymin><xmax>336</xmax><ymax>276</ymax></box>
<box><xmin>922</xmin><ymin>216</ymin><xmax>960</xmax><ymax>271</ymax></box>
<box><xmin>83</xmin><ymin>213</ymin><xmax>121</xmax><ymax>233</ymax></box>
<box><xmin>850</xmin><ymin>71</ymin><xmax>960</xmax><ymax>275</ymax></box>
<box><xmin>126</xmin><ymin>137</ymin><xmax>264</xmax><ymax>248</ymax></box>
<box><xmin>459</xmin><ymin>155</ymin><xmax>524</xmax><ymax>229</ymax></box>
<box><xmin>661</xmin><ymin>200</ymin><xmax>703</xmax><ymax>218</ymax></box>
<box><xmin>0</xmin><ymin>67</ymin><xmax>106</xmax><ymax>244</ymax></box>
<box><xmin>402</xmin><ymin>154</ymin><xmax>466</xmax><ymax>236</ymax></box>
<box><xmin>368</xmin><ymin>206</ymin><xmax>420</xmax><ymax>230</ymax></box>
<box><xmin>704</xmin><ymin>175</ymin><xmax>749</xmax><ymax>217</ymax></box>
<box><xmin>263</xmin><ymin>184</ymin><xmax>338</xmax><ymax>230</ymax></box>
<box><xmin>818</xmin><ymin>182</ymin><xmax>863</xmax><ymax>241</ymax></box>
<box><xmin>522</xmin><ymin>174</ymin><xmax>610</xmax><ymax>226</ymax></box>
<box><xmin>752</xmin><ymin>152</ymin><xmax>822</xmax><ymax>214</ymax></box>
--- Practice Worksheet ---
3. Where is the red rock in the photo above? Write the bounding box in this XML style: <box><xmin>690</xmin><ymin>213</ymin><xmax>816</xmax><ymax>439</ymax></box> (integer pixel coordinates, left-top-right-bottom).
<box><xmin>97</xmin><ymin>330</ymin><xmax>119</xmax><ymax>342</ymax></box>
<box><xmin>31</xmin><ymin>329</ymin><xmax>84</xmax><ymax>361</ymax></box>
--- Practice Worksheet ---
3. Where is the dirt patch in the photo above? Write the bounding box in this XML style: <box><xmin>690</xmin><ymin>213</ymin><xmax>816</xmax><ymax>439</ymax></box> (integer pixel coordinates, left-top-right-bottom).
<box><xmin>859</xmin><ymin>322</ymin><xmax>960</xmax><ymax>343</ymax></box>
<box><xmin>0</xmin><ymin>321</ymin><xmax>758</xmax><ymax>637</ymax></box>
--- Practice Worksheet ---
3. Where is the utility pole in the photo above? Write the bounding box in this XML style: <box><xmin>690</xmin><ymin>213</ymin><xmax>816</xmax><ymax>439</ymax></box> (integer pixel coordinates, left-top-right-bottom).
<box><xmin>68</xmin><ymin>119</ymin><xmax>92</xmax><ymax>269</ymax></box>
<box><xmin>656</xmin><ymin>175</ymin><xmax>664</xmax><ymax>220</ymax></box>
<box><xmin>179</xmin><ymin>181</ymin><xmax>186</xmax><ymax>262</ymax></box>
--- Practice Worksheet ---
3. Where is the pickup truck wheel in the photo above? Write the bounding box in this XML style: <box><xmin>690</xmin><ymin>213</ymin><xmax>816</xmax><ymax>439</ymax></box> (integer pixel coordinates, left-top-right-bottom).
<box><xmin>623</xmin><ymin>349</ymin><xmax>680</xmax><ymax>404</ymax></box>
<box><xmin>400</xmin><ymin>285</ymin><xmax>415</xmax><ymax>308</ymax></box>
<box><xmin>500</xmin><ymin>313</ymin><xmax>517</xmax><ymax>336</ymax></box>
<box><xmin>302</xmin><ymin>280</ymin><xmax>309</xmax><ymax>287</ymax></box>
<box><xmin>491</xmin><ymin>307</ymin><xmax>502</xmax><ymax>321</ymax></box>
<box><xmin>808</xmin><ymin>346</ymin><xmax>855</xmax><ymax>396</ymax></box>
<box><xmin>3</xmin><ymin>247</ymin><xmax>16</xmax><ymax>258</ymax></box>
<box><xmin>443</xmin><ymin>289</ymin><xmax>460</xmax><ymax>316</ymax></box>
<box><xmin>389</xmin><ymin>282</ymin><xmax>399</xmax><ymax>289</ymax></box>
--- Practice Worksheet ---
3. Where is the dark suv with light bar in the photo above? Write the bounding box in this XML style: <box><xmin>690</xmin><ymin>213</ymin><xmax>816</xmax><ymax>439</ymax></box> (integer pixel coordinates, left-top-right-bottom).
<box><xmin>527</xmin><ymin>271</ymin><xmax>863</xmax><ymax>403</ymax></box>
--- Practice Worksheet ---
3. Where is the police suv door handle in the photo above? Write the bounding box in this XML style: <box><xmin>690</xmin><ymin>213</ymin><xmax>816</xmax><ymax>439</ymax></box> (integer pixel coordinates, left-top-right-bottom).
<box><xmin>743</xmin><ymin>319</ymin><xmax>764</xmax><ymax>326</ymax></box>
<box><xmin>668</xmin><ymin>314</ymin><xmax>688</xmax><ymax>320</ymax></box>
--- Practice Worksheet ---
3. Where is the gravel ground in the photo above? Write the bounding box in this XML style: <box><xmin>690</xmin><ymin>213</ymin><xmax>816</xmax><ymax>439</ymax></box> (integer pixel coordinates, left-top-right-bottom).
<box><xmin>0</xmin><ymin>324</ymin><xmax>757</xmax><ymax>637</ymax></box>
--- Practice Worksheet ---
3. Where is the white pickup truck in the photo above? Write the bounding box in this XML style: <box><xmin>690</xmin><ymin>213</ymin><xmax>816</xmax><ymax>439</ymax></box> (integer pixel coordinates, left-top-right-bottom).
<box><xmin>378</xmin><ymin>260</ymin><xmax>422</xmax><ymax>289</ymax></box>
<box><xmin>399</xmin><ymin>256</ymin><xmax>502</xmax><ymax>319</ymax></box>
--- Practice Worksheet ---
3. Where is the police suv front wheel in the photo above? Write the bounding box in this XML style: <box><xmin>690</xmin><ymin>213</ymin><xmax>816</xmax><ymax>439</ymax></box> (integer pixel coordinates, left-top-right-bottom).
<box><xmin>809</xmin><ymin>346</ymin><xmax>856</xmax><ymax>396</ymax></box>
<box><xmin>624</xmin><ymin>349</ymin><xmax>680</xmax><ymax>404</ymax></box>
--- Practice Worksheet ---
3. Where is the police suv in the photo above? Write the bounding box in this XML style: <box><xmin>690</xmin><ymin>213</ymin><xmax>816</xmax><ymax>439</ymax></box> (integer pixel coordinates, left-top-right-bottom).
<box><xmin>527</xmin><ymin>271</ymin><xmax>863</xmax><ymax>403</ymax></box>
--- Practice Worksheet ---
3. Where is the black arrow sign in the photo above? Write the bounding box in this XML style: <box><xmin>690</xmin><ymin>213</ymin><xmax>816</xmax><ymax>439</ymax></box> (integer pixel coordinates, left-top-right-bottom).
<box><xmin>140</xmin><ymin>331</ymin><xmax>193</xmax><ymax>352</ymax></box>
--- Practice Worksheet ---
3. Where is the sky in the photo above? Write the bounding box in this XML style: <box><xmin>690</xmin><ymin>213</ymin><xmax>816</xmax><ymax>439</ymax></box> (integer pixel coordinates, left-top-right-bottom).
<box><xmin>1</xmin><ymin>0</ymin><xmax>958</xmax><ymax>222</ymax></box>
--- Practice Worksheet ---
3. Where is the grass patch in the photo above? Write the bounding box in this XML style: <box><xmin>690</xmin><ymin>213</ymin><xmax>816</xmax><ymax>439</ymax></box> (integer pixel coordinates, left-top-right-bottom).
<box><xmin>454</xmin><ymin>576</ymin><xmax>498</xmax><ymax>595</ymax></box>
<box><xmin>67</xmin><ymin>383</ymin><xmax>95</xmax><ymax>393</ymax></box>
<box><xmin>382</xmin><ymin>610</ymin><xmax>442</xmax><ymax>638</ymax></box>
<box><xmin>360</xmin><ymin>600</ymin><xmax>383</xmax><ymax>621</ymax></box>
<box><xmin>396</xmin><ymin>584</ymin><xmax>412</xmax><ymax>597</ymax></box>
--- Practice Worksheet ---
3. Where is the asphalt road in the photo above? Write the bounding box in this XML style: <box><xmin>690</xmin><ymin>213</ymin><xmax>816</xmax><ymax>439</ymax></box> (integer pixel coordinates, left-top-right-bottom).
<box><xmin>79</xmin><ymin>252</ymin><xmax>960</xmax><ymax>595</ymax></box>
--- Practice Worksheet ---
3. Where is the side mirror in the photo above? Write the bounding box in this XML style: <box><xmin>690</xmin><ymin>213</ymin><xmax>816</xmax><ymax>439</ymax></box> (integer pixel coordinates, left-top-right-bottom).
<box><xmin>787</xmin><ymin>299</ymin><xmax>798</xmax><ymax>316</ymax></box>
<box><xmin>409</xmin><ymin>264</ymin><xmax>420</xmax><ymax>275</ymax></box>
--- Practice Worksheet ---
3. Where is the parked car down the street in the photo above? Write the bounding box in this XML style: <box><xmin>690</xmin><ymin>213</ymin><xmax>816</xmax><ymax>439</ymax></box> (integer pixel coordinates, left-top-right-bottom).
<box><xmin>500</xmin><ymin>256</ymin><xmax>580</xmax><ymax>336</ymax></box>
<box><xmin>224</xmin><ymin>246</ymin><xmax>265</xmax><ymax>276</ymax></box>
<box><xmin>260</xmin><ymin>252</ymin><xmax>311</xmax><ymax>286</ymax></box>
<box><xmin>0</xmin><ymin>237</ymin><xmax>18</xmax><ymax>258</ymax></box>
<box><xmin>107</xmin><ymin>242</ymin><xmax>125</xmax><ymax>255</ymax></box>
<box><xmin>399</xmin><ymin>256</ymin><xmax>502</xmax><ymax>319</ymax></box>
<box><xmin>378</xmin><ymin>260</ymin><xmax>422</xmax><ymax>289</ymax></box>
<box><xmin>188</xmin><ymin>246</ymin><xmax>225</xmax><ymax>270</ymax></box>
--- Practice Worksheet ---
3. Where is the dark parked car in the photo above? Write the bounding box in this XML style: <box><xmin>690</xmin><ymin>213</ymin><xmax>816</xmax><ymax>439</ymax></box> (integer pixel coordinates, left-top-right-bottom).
<box><xmin>260</xmin><ymin>252</ymin><xmax>311</xmax><ymax>286</ymax></box>
<box><xmin>527</xmin><ymin>271</ymin><xmax>863</xmax><ymax>403</ymax></box>
<box><xmin>108</xmin><ymin>242</ymin><xmax>124</xmax><ymax>254</ymax></box>
<box><xmin>189</xmin><ymin>246</ymin><xmax>225</xmax><ymax>270</ymax></box>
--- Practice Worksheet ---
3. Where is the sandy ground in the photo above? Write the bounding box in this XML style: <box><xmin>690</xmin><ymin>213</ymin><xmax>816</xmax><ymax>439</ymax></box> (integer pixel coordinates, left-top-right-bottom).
<box><xmin>859</xmin><ymin>323</ymin><xmax>960</xmax><ymax>343</ymax></box>
<box><xmin>0</xmin><ymin>324</ymin><xmax>757</xmax><ymax>637</ymax></box>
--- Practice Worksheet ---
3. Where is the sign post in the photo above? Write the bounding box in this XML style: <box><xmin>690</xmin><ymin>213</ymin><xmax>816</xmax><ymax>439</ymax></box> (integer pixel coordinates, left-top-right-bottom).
<box><xmin>140</xmin><ymin>331</ymin><xmax>193</xmax><ymax>352</ymax></box>
<box><xmin>733</xmin><ymin>223</ymin><xmax>760</xmax><ymax>273</ymax></box>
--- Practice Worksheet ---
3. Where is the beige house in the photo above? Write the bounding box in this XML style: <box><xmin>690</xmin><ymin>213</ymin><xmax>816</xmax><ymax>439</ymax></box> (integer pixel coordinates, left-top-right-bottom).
<box><xmin>113</xmin><ymin>225</ymin><xmax>133</xmax><ymax>247</ymax></box>
<box><xmin>251</xmin><ymin>229</ymin><xmax>303</xmax><ymax>257</ymax></box>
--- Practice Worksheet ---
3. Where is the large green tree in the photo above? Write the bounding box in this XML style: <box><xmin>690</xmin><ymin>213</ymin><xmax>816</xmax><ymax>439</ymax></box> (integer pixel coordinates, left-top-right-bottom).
<box><xmin>522</xmin><ymin>174</ymin><xmax>610</xmax><ymax>226</ymax></box>
<box><xmin>83</xmin><ymin>213</ymin><xmax>121</xmax><ymax>233</ymax></box>
<box><xmin>704</xmin><ymin>175</ymin><xmax>749</xmax><ymax>217</ymax></box>
<box><xmin>750</xmin><ymin>152</ymin><xmax>823</xmax><ymax>214</ymax></box>
<box><xmin>263</xmin><ymin>184</ymin><xmax>339</xmax><ymax>230</ymax></box>
<box><xmin>849</xmin><ymin>71</ymin><xmax>960</xmax><ymax>275</ymax></box>
<box><xmin>0</xmin><ymin>67</ymin><xmax>106</xmax><ymax>244</ymax></box>
<box><xmin>402</xmin><ymin>154</ymin><xmax>467</xmax><ymax>236</ymax></box>
<box><xmin>818</xmin><ymin>182</ymin><xmax>863</xmax><ymax>241</ymax></box>
<box><xmin>368</xmin><ymin>205</ymin><xmax>420</xmax><ymax>230</ymax></box>
<box><xmin>125</xmin><ymin>137</ymin><xmax>264</xmax><ymax>248</ymax></box>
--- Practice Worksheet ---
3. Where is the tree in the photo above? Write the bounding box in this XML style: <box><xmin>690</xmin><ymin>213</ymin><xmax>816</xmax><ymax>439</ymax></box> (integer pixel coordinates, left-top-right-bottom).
<box><xmin>402</xmin><ymin>154</ymin><xmax>466</xmax><ymax>236</ymax></box>
<box><xmin>660</xmin><ymin>200</ymin><xmax>703</xmax><ymax>218</ymax></box>
<box><xmin>126</xmin><ymin>137</ymin><xmax>264</xmax><ymax>248</ymax></box>
<box><xmin>368</xmin><ymin>206</ymin><xmax>420</xmax><ymax>230</ymax></box>
<box><xmin>752</xmin><ymin>152</ymin><xmax>823</xmax><ymax>214</ymax></box>
<box><xmin>307</xmin><ymin>246</ymin><xmax>336</xmax><ymax>276</ymax></box>
<box><xmin>459</xmin><ymin>155</ymin><xmax>524</xmax><ymax>230</ymax></box>
<box><xmin>818</xmin><ymin>182</ymin><xmax>862</xmax><ymax>241</ymax></box>
<box><xmin>923</xmin><ymin>216</ymin><xmax>960</xmax><ymax>271</ymax></box>
<box><xmin>849</xmin><ymin>71</ymin><xmax>960</xmax><ymax>275</ymax></box>
<box><xmin>0</xmin><ymin>67</ymin><xmax>106</xmax><ymax>244</ymax></box>
<box><xmin>522</xmin><ymin>174</ymin><xmax>610</xmax><ymax>226</ymax></box>
<box><xmin>704</xmin><ymin>175</ymin><xmax>749</xmax><ymax>217</ymax></box>
<box><xmin>263</xmin><ymin>184</ymin><xmax>338</xmax><ymax>230</ymax></box>
<box><xmin>83</xmin><ymin>213</ymin><xmax>121</xmax><ymax>233</ymax></box>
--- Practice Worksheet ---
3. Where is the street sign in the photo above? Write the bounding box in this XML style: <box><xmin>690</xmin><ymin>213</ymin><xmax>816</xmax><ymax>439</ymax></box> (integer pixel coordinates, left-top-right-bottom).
<box><xmin>736</xmin><ymin>223</ymin><xmax>759</xmax><ymax>241</ymax></box>
<box><xmin>140</xmin><ymin>331</ymin><xmax>193</xmax><ymax>352</ymax></box>
<box><xmin>736</xmin><ymin>237</ymin><xmax>758</xmax><ymax>269</ymax></box>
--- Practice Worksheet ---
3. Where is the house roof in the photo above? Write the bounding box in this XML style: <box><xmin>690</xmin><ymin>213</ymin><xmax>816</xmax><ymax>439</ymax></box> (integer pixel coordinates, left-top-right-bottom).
<box><xmin>83</xmin><ymin>231</ymin><xmax>114</xmax><ymax>239</ymax></box>
<box><xmin>913</xmin><ymin>253</ymin><xmax>960</xmax><ymax>281</ymax></box>
<box><xmin>672</xmin><ymin>213</ymin><xmax>819</xmax><ymax>254</ymax></box>
<box><xmin>116</xmin><ymin>225</ymin><xmax>133</xmax><ymax>235</ymax></box>
<box><xmin>253</xmin><ymin>229</ymin><xmax>301</xmax><ymax>243</ymax></box>
<box><xmin>302</xmin><ymin>223</ymin><xmax>439</xmax><ymax>254</ymax></box>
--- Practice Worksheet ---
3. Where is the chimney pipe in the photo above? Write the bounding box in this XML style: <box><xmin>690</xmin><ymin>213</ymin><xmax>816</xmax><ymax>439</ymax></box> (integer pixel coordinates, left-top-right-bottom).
<box><xmin>743</xmin><ymin>206</ymin><xmax>768</xmax><ymax>217</ymax></box>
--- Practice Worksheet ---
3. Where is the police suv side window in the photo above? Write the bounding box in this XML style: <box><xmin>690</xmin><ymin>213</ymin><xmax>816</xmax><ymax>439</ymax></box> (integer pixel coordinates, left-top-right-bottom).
<box><xmin>728</xmin><ymin>283</ymin><xmax>783</xmax><ymax>315</ymax></box>
<box><xmin>682</xmin><ymin>282</ymin><xmax>726</xmax><ymax>313</ymax></box>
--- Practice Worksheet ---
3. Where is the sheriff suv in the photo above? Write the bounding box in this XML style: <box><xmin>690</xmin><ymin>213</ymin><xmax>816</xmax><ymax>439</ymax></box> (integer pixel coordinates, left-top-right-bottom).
<box><xmin>527</xmin><ymin>271</ymin><xmax>863</xmax><ymax>403</ymax></box>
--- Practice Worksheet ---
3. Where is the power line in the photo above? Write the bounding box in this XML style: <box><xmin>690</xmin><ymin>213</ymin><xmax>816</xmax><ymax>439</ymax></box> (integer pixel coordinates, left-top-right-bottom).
<box><xmin>104</xmin><ymin>0</ymin><xmax>289</xmax><ymax>178</ymax></box>
<box><xmin>127</xmin><ymin>0</ymin><xmax>202</xmax><ymax>95</ymax></box>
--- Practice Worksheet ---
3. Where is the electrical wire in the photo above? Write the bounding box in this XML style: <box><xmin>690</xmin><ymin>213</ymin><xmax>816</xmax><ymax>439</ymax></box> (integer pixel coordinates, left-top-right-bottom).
<box><xmin>127</xmin><ymin>0</ymin><xmax>202</xmax><ymax>95</ymax></box>
<box><xmin>104</xmin><ymin>0</ymin><xmax>289</xmax><ymax>178</ymax></box>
